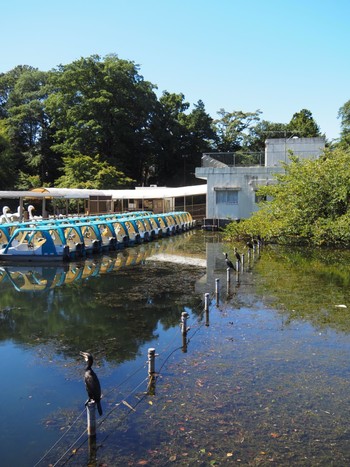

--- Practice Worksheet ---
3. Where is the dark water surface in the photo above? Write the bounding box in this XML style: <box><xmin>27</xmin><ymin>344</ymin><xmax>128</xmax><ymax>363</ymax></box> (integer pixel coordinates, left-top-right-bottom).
<box><xmin>2</xmin><ymin>232</ymin><xmax>350</xmax><ymax>466</ymax></box>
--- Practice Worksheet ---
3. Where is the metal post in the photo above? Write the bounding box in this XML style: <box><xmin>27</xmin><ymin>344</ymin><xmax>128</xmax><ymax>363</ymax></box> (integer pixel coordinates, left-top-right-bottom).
<box><xmin>87</xmin><ymin>401</ymin><xmax>96</xmax><ymax>437</ymax></box>
<box><xmin>241</xmin><ymin>253</ymin><xmax>245</xmax><ymax>270</ymax></box>
<box><xmin>204</xmin><ymin>292</ymin><xmax>210</xmax><ymax>312</ymax></box>
<box><xmin>215</xmin><ymin>278</ymin><xmax>220</xmax><ymax>306</ymax></box>
<box><xmin>148</xmin><ymin>347</ymin><xmax>156</xmax><ymax>376</ymax></box>
<box><xmin>181</xmin><ymin>311</ymin><xmax>190</xmax><ymax>335</ymax></box>
<box><xmin>204</xmin><ymin>292</ymin><xmax>210</xmax><ymax>326</ymax></box>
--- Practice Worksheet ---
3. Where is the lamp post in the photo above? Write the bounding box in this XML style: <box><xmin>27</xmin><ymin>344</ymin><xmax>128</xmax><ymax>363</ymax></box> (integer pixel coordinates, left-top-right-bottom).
<box><xmin>284</xmin><ymin>134</ymin><xmax>299</xmax><ymax>162</ymax></box>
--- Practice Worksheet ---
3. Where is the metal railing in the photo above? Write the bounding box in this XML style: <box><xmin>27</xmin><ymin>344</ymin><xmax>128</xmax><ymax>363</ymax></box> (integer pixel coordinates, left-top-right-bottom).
<box><xmin>202</xmin><ymin>152</ymin><xmax>265</xmax><ymax>167</ymax></box>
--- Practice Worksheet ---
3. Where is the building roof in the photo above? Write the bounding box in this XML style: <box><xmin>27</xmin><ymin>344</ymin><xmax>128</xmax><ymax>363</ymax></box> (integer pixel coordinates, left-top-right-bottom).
<box><xmin>0</xmin><ymin>184</ymin><xmax>207</xmax><ymax>201</ymax></box>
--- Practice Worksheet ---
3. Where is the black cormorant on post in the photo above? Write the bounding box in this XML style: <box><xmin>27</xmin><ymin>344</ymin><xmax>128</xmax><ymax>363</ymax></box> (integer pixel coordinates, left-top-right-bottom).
<box><xmin>246</xmin><ymin>240</ymin><xmax>254</xmax><ymax>250</ymax></box>
<box><xmin>223</xmin><ymin>252</ymin><xmax>236</xmax><ymax>270</ymax></box>
<box><xmin>234</xmin><ymin>247</ymin><xmax>241</xmax><ymax>263</ymax></box>
<box><xmin>80</xmin><ymin>351</ymin><xmax>103</xmax><ymax>416</ymax></box>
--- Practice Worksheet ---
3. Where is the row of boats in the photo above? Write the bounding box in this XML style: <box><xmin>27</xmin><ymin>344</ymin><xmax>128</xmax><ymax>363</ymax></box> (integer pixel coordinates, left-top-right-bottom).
<box><xmin>0</xmin><ymin>210</ymin><xmax>195</xmax><ymax>262</ymax></box>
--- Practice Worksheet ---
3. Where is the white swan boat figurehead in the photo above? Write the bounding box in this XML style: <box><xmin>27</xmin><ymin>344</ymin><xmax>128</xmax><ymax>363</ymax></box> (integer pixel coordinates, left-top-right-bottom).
<box><xmin>27</xmin><ymin>205</ymin><xmax>43</xmax><ymax>221</ymax></box>
<box><xmin>0</xmin><ymin>206</ymin><xmax>11</xmax><ymax>224</ymax></box>
<box><xmin>10</xmin><ymin>206</ymin><xmax>22</xmax><ymax>222</ymax></box>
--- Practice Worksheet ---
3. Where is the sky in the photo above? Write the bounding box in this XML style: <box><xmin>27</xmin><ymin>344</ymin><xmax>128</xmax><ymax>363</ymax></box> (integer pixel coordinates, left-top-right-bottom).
<box><xmin>1</xmin><ymin>0</ymin><xmax>349</xmax><ymax>141</ymax></box>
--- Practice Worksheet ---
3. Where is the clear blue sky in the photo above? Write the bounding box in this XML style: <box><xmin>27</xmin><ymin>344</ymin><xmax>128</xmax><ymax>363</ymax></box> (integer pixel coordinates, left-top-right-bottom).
<box><xmin>2</xmin><ymin>0</ymin><xmax>349</xmax><ymax>141</ymax></box>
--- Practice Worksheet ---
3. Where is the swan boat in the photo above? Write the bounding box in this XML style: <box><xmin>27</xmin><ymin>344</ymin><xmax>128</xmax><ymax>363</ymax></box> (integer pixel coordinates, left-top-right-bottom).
<box><xmin>0</xmin><ymin>211</ymin><xmax>195</xmax><ymax>262</ymax></box>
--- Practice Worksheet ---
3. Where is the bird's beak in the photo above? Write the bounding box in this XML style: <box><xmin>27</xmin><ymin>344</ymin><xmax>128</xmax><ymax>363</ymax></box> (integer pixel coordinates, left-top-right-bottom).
<box><xmin>79</xmin><ymin>351</ymin><xmax>88</xmax><ymax>359</ymax></box>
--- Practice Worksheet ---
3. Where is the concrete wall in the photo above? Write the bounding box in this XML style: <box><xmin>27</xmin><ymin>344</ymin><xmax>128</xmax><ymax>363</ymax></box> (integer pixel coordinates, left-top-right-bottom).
<box><xmin>265</xmin><ymin>137</ymin><xmax>325</xmax><ymax>167</ymax></box>
<box><xmin>196</xmin><ymin>165</ymin><xmax>283</xmax><ymax>220</ymax></box>
<box><xmin>195</xmin><ymin>137</ymin><xmax>325</xmax><ymax>222</ymax></box>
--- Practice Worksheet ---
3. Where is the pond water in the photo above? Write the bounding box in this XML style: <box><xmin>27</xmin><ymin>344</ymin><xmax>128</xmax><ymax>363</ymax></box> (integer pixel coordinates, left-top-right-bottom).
<box><xmin>2</xmin><ymin>231</ymin><xmax>350</xmax><ymax>466</ymax></box>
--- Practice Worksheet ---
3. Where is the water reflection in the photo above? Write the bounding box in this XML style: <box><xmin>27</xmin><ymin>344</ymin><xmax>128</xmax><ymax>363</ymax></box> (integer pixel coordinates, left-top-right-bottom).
<box><xmin>0</xmin><ymin>232</ymin><xmax>202</xmax><ymax>293</ymax></box>
<box><xmin>0</xmin><ymin>231</ymin><xmax>207</xmax><ymax>362</ymax></box>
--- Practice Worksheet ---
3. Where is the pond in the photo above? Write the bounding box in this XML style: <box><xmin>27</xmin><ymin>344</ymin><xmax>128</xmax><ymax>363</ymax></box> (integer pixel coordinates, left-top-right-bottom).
<box><xmin>2</xmin><ymin>231</ymin><xmax>350</xmax><ymax>466</ymax></box>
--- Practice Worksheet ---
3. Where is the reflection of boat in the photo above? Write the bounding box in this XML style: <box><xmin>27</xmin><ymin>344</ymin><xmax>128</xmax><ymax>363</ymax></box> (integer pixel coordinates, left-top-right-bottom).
<box><xmin>0</xmin><ymin>231</ymin><xmax>201</xmax><ymax>292</ymax></box>
<box><xmin>0</xmin><ymin>211</ymin><xmax>195</xmax><ymax>263</ymax></box>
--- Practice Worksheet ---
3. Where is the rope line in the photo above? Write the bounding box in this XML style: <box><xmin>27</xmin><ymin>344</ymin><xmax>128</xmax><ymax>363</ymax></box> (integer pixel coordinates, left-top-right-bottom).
<box><xmin>34</xmin><ymin>281</ymin><xmax>227</xmax><ymax>466</ymax></box>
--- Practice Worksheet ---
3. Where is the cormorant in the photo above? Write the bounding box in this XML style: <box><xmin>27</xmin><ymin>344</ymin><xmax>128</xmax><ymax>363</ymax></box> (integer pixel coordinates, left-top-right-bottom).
<box><xmin>80</xmin><ymin>351</ymin><xmax>103</xmax><ymax>416</ymax></box>
<box><xmin>224</xmin><ymin>252</ymin><xmax>236</xmax><ymax>270</ymax></box>
<box><xmin>246</xmin><ymin>240</ymin><xmax>254</xmax><ymax>250</ymax></box>
<box><xmin>234</xmin><ymin>247</ymin><xmax>241</xmax><ymax>263</ymax></box>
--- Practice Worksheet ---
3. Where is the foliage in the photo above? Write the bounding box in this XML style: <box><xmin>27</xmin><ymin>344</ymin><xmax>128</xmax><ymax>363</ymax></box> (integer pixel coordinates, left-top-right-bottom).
<box><xmin>224</xmin><ymin>146</ymin><xmax>350</xmax><ymax>246</ymax></box>
<box><xmin>287</xmin><ymin>108</ymin><xmax>321</xmax><ymax>137</ymax></box>
<box><xmin>15</xmin><ymin>171</ymin><xmax>42</xmax><ymax>190</ymax></box>
<box><xmin>213</xmin><ymin>109</ymin><xmax>262</xmax><ymax>152</ymax></box>
<box><xmin>55</xmin><ymin>154</ymin><xmax>134</xmax><ymax>189</ymax></box>
<box><xmin>338</xmin><ymin>100</ymin><xmax>350</xmax><ymax>147</ymax></box>
<box><xmin>0</xmin><ymin>54</ymin><xmax>348</xmax><ymax>191</ymax></box>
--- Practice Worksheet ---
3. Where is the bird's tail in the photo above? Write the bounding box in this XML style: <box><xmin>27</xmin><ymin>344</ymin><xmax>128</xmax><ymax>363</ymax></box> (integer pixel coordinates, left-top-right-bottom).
<box><xmin>97</xmin><ymin>401</ymin><xmax>103</xmax><ymax>416</ymax></box>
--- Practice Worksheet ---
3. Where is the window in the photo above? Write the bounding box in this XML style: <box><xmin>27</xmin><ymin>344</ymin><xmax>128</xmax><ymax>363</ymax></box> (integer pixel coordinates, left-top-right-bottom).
<box><xmin>216</xmin><ymin>190</ymin><xmax>238</xmax><ymax>205</ymax></box>
<box><xmin>255</xmin><ymin>193</ymin><xmax>267</xmax><ymax>204</ymax></box>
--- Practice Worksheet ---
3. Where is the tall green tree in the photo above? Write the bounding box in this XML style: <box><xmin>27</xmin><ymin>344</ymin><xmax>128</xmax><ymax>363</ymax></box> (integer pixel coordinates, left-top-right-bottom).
<box><xmin>213</xmin><ymin>109</ymin><xmax>262</xmax><ymax>152</ymax></box>
<box><xmin>0</xmin><ymin>66</ymin><xmax>55</xmax><ymax>186</ymax></box>
<box><xmin>46</xmin><ymin>54</ymin><xmax>158</xmax><ymax>186</ymax></box>
<box><xmin>338</xmin><ymin>100</ymin><xmax>350</xmax><ymax>147</ymax></box>
<box><xmin>287</xmin><ymin>109</ymin><xmax>321</xmax><ymax>137</ymax></box>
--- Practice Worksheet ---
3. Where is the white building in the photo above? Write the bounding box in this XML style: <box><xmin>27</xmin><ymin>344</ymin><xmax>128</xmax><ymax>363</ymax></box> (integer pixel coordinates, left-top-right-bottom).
<box><xmin>195</xmin><ymin>137</ymin><xmax>325</xmax><ymax>228</ymax></box>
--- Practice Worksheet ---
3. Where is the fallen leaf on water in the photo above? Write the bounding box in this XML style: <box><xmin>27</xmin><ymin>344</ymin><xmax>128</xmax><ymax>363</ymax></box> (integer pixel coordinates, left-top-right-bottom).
<box><xmin>227</xmin><ymin>452</ymin><xmax>233</xmax><ymax>457</ymax></box>
<box><xmin>137</xmin><ymin>460</ymin><xmax>148</xmax><ymax>465</ymax></box>
<box><xmin>270</xmin><ymin>432</ymin><xmax>280</xmax><ymax>438</ymax></box>
<box><xmin>169</xmin><ymin>455</ymin><xmax>177</xmax><ymax>462</ymax></box>
<box><xmin>148</xmin><ymin>401</ymin><xmax>153</xmax><ymax>405</ymax></box>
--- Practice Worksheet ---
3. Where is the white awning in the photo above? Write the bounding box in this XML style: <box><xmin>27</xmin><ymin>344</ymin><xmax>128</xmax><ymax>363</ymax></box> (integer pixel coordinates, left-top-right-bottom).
<box><xmin>0</xmin><ymin>184</ymin><xmax>207</xmax><ymax>201</ymax></box>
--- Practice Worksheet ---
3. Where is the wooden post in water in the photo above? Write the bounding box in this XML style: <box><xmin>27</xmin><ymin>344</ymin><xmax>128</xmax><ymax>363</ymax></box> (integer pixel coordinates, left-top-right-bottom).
<box><xmin>226</xmin><ymin>267</ymin><xmax>231</xmax><ymax>284</ymax></box>
<box><xmin>241</xmin><ymin>253</ymin><xmax>245</xmax><ymax>271</ymax></box>
<box><xmin>87</xmin><ymin>401</ymin><xmax>96</xmax><ymax>437</ymax></box>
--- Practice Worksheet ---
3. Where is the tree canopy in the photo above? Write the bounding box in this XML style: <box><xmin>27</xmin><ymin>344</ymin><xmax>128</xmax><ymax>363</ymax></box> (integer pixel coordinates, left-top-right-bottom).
<box><xmin>0</xmin><ymin>53</ymin><xmax>347</xmax><ymax>192</ymax></box>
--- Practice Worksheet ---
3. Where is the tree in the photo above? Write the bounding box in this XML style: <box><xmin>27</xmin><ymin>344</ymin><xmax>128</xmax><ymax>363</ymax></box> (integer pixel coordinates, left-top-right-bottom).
<box><xmin>55</xmin><ymin>154</ymin><xmax>134</xmax><ymax>189</ymax></box>
<box><xmin>338</xmin><ymin>100</ymin><xmax>350</xmax><ymax>147</ymax></box>
<box><xmin>287</xmin><ymin>109</ymin><xmax>321</xmax><ymax>138</ymax></box>
<box><xmin>212</xmin><ymin>109</ymin><xmax>262</xmax><ymax>152</ymax></box>
<box><xmin>0</xmin><ymin>120</ymin><xmax>17</xmax><ymax>189</ymax></box>
<box><xmin>46</xmin><ymin>54</ymin><xmax>158</xmax><ymax>185</ymax></box>
<box><xmin>0</xmin><ymin>66</ymin><xmax>55</xmax><ymax>187</ymax></box>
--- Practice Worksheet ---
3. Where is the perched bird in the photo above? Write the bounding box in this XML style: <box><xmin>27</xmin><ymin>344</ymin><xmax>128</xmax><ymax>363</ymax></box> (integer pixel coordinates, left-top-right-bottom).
<box><xmin>246</xmin><ymin>240</ymin><xmax>254</xmax><ymax>250</ymax></box>
<box><xmin>223</xmin><ymin>252</ymin><xmax>236</xmax><ymax>270</ymax></box>
<box><xmin>80</xmin><ymin>351</ymin><xmax>103</xmax><ymax>416</ymax></box>
<box><xmin>234</xmin><ymin>247</ymin><xmax>241</xmax><ymax>263</ymax></box>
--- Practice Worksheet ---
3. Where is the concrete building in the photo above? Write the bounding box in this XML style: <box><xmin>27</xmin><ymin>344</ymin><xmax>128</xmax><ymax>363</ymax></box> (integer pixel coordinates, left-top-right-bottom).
<box><xmin>195</xmin><ymin>137</ymin><xmax>325</xmax><ymax>228</ymax></box>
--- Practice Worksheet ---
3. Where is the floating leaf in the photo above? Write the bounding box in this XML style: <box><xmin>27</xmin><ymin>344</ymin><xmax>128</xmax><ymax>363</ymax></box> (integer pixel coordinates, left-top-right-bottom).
<box><xmin>227</xmin><ymin>452</ymin><xmax>233</xmax><ymax>457</ymax></box>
